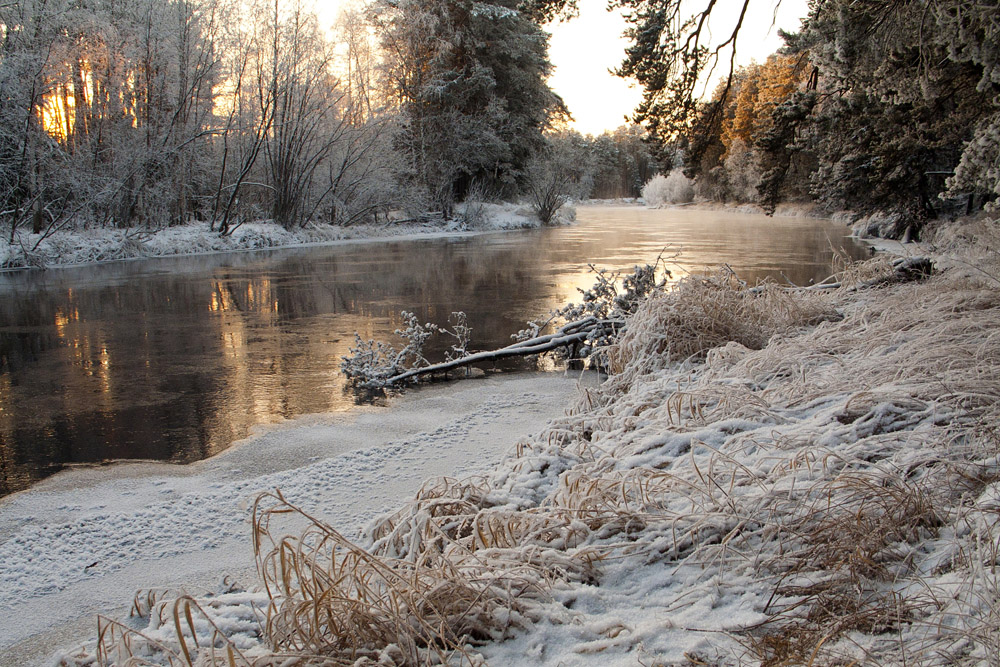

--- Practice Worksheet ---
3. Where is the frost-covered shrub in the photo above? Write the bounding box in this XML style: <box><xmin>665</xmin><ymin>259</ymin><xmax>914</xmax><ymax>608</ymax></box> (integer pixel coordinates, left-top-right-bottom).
<box><xmin>641</xmin><ymin>169</ymin><xmax>694</xmax><ymax>206</ymax></box>
<box><xmin>341</xmin><ymin>311</ymin><xmax>439</xmax><ymax>388</ymax></box>
<box><xmin>525</xmin><ymin>133</ymin><xmax>594</xmax><ymax>224</ymax></box>
<box><xmin>456</xmin><ymin>198</ymin><xmax>489</xmax><ymax>229</ymax></box>
<box><xmin>341</xmin><ymin>311</ymin><xmax>474</xmax><ymax>388</ymax></box>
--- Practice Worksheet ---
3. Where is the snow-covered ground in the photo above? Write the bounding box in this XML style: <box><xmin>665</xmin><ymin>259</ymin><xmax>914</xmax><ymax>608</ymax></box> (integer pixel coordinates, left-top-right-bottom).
<box><xmin>6</xmin><ymin>216</ymin><xmax>998</xmax><ymax>666</ymax></box>
<box><xmin>41</xmin><ymin>235</ymin><xmax>1000</xmax><ymax>666</ymax></box>
<box><xmin>0</xmin><ymin>202</ymin><xmax>568</xmax><ymax>271</ymax></box>
<box><xmin>0</xmin><ymin>373</ymin><xmax>589</xmax><ymax>666</ymax></box>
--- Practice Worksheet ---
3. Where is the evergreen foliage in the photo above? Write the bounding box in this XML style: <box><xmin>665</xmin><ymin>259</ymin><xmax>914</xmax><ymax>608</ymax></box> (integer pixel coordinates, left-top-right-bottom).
<box><xmin>616</xmin><ymin>0</ymin><xmax>1000</xmax><ymax>236</ymax></box>
<box><xmin>371</xmin><ymin>0</ymin><xmax>566</xmax><ymax>213</ymax></box>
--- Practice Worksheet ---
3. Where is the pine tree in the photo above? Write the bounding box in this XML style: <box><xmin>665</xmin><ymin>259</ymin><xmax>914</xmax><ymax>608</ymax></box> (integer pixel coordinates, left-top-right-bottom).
<box><xmin>372</xmin><ymin>0</ymin><xmax>565</xmax><ymax>213</ymax></box>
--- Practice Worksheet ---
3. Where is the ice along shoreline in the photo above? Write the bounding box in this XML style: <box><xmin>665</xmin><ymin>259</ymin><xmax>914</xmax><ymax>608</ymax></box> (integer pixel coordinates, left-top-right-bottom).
<box><xmin>0</xmin><ymin>202</ymin><xmax>560</xmax><ymax>272</ymax></box>
<box><xmin>39</xmin><ymin>216</ymin><xmax>999</xmax><ymax>665</ymax></box>
<box><xmin>0</xmin><ymin>372</ymin><xmax>593</xmax><ymax>666</ymax></box>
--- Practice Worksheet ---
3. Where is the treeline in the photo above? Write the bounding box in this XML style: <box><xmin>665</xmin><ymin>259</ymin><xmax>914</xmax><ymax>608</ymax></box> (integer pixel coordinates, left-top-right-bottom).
<box><xmin>2</xmin><ymin>0</ymin><xmax>611</xmax><ymax>240</ymax></box>
<box><xmin>573</xmin><ymin>124</ymin><xmax>659</xmax><ymax>200</ymax></box>
<box><xmin>617</xmin><ymin>0</ymin><xmax>1000</xmax><ymax>238</ymax></box>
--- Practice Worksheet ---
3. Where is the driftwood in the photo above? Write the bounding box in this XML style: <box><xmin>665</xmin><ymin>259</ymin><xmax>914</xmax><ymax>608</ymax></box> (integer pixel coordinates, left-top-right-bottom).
<box><xmin>346</xmin><ymin>254</ymin><xmax>934</xmax><ymax>393</ymax></box>
<box><xmin>382</xmin><ymin>316</ymin><xmax>622</xmax><ymax>386</ymax></box>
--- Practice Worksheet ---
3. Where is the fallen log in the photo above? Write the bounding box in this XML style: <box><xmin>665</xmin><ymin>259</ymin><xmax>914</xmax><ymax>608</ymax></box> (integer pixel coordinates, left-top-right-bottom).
<box><xmin>382</xmin><ymin>319</ymin><xmax>622</xmax><ymax>387</ymax></box>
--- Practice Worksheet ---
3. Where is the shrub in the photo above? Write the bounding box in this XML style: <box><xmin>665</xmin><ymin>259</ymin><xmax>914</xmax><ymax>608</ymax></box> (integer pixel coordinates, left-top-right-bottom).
<box><xmin>641</xmin><ymin>169</ymin><xmax>694</xmax><ymax>206</ymax></box>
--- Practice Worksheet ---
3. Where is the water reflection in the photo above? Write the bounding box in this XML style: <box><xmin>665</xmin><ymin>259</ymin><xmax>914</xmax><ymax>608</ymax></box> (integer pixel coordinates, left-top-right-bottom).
<box><xmin>0</xmin><ymin>207</ymin><xmax>868</xmax><ymax>494</ymax></box>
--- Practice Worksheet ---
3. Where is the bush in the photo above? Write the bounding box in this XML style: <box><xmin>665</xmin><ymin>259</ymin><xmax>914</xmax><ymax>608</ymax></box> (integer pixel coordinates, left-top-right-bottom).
<box><xmin>641</xmin><ymin>169</ymin><xmax>694</xmax><ymax>206</ymax></box>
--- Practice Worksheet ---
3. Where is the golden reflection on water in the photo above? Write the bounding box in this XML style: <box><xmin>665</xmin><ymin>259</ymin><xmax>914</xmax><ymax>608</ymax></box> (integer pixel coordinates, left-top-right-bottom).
<box><xmin>0</xmin><ymin>207</ymin><xmax>868</xmax><ymax>494</ymax></box>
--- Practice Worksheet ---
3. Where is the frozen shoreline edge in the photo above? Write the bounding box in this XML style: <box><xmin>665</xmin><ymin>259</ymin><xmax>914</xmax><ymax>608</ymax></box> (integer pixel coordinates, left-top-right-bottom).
<box><xmin>0</xmin><ymin>373</ymin><xmax>593</xmax><ymax>665</ymax></box>
<box><xmin>0</xmin><ymin>201</ymin><xmax>572</xmax><ymax>273</ymax></box>
<box><xmin>12</xmin><ymin>214</ymin><xmax>993</xmax><ymax>665</ymax></box>
<box><xmin>1</xmin><ymin>199</ymin><xmax>880</xmax><ymax>274</ymax></box>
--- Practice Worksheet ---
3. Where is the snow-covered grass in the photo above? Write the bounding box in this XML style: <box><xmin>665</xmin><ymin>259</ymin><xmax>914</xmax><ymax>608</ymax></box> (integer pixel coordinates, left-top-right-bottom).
<box><xmin>0</xmin><ymin>375</ymin><xmax>584</xmax><ymax>665</ymax></box>
<box><xmin>48</xmin><ymin>228</ymin><xmax>1000</xmax><ymax>665</ymax></box>
<box><xmin>2</xmin><ymin>213</ymin><xmax>981</xmax><ymax>665</ymax></box>
<box><xmin>0</xmin><ymin>202</ymin><xmax>550</xmax><ymax>271</ymax></box>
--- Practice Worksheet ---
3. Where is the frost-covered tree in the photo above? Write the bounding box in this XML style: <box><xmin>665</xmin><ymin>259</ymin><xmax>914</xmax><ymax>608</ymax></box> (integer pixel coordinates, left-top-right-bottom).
<box><xmin>615</xmin><ymin>0</ymin><xmax>1000</xmax><ymax>233</ymax></box>
<box><xmin>0</xmin><ymin>0</ymin><xmax>411</xmax><ymax>239</ymax></box>
<box><xmin>258</xmin><ymin>0</ymin><xmax>350</xmax><ymax>229</ymax></box>
<box><xmin>0</xmin><ymin>0</ymin><xmax>222</xmax><ymax>233</ymax></box>
<box><xmin>931</xmin><ymin>0</ymin><xmax>1000</xmax><ymax>210</ymax></box>
<box><xmin>588</xmin><ymin>124</ymin><xmax>660</xmax><ymax>199</ymax></box>
<box><xmin>371</xmin><ymin>0</ymin><xmax>565</xmax><ymax>214</ymax></box>
<box><xmin>796</xmin><ymin>0</ymin><xmax>992</xmax><ymax>228</ymax></box>
<box><xmin>524</xmin><ymin>130</ymin><xmax>594</xmax><ymax>223</ymax></box>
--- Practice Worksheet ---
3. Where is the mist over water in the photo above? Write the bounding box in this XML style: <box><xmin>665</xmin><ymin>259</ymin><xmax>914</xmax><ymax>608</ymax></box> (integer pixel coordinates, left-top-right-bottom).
<box><xmin>0</xmin><ymin>207</ymin><xmax>867</xmax><ymax>494</ymax></box>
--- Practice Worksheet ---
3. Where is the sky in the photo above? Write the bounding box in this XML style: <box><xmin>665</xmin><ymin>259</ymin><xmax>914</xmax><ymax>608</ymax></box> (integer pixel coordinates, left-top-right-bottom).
<box><xmin>546</xmin><ymin>0</ymin><xmax>811</xmax><ymax>136</ymax></box>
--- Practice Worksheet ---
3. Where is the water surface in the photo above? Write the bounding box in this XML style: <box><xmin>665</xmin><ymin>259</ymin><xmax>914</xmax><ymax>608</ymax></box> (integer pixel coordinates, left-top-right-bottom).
<box><xmin>0</xmin><ymin>206</ymin><xmax>867</xmax><ymax>493</ymax></box>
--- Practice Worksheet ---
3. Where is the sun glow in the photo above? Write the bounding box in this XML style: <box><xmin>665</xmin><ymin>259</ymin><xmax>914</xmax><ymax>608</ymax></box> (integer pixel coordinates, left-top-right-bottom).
<box><xmin>38</xmin><ymin>62</ymin><xmax>145</xmax><ymax>141</ymax></box>
<box><xmin>39</xmin><ymin>81</ymin><xmax>80</xmax><ymax>141</ymax></box>
<box><xmin>546</xmin><ymin>0</ymin><xmax>811</xmax><ymax>136</ymax></box>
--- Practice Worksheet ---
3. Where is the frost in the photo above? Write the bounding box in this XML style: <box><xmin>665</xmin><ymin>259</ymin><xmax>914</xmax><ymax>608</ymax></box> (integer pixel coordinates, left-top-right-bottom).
<box><xmin>641</xmin><ymin>170</ymin><xmax>694</xmax><ymax>206</ymax></box>
<box><xmin>343</xmin><ymin>259</ymin><xmax>671</xmax><ymax>389</ymax></box>
<box><xmin>42</xmin><ymin>238</ymin><xmax>1000</xmax><ymax>666</ymax></box>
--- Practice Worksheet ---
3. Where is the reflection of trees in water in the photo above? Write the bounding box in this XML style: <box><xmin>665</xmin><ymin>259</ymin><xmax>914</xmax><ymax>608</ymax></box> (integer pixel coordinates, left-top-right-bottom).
<box><xmin>0</xmin><ymin>236</ymin><xmax>560</xmax><ymax>494</ymax></box>
<box><xmin>0</xmin><ymin>277</ymin><xmax>245</xmax><ymax>494</ymax></box>
<box><xmin>0</xmin><ymin>215</ymin><xmax>867</xmax><ymax>495</ymax></box>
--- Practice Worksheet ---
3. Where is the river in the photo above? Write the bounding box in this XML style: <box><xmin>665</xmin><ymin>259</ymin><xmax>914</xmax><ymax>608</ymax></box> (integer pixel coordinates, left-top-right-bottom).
<box><xmin>0</xmin><ymin>206</ymin><xmax>867</xmax><ymax>494</ymax></box>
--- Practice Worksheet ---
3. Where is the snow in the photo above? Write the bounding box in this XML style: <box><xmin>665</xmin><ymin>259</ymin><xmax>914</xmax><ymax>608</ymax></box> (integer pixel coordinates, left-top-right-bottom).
<box><xmin>0</xmin><ymin>202</ymin><xmax>561</xmax><ymax>271</ymax></box>
<box><xmin>5</xmin><ymin>223</ymin><xmax>999</xmax><ymax>666</ymax></box>
<box><xmin>0</xmin><ymin>373</ymin><xmax>588</xmax><ymax>666</ymax></box>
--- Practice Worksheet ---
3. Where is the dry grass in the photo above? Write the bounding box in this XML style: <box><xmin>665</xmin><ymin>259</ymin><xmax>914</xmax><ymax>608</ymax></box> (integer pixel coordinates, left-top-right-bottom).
<box><xmin>926</xmin><ymin>215</ymin><xmax>1000</xmax><ymax>287</ymax></box>
<box><xmin>88</xmin><ymin>243</ymin><xmax>1000</xmax><ymax>665</ymax></box>
<box><xmin>249</xmin><ymin>489</ymin><xmax>593</xmax><ymax>665</ymax></box>
<box><xmin>604</xmin><ymin>269</ymin><xmax>839</xmax><ymax>390</ymax></box>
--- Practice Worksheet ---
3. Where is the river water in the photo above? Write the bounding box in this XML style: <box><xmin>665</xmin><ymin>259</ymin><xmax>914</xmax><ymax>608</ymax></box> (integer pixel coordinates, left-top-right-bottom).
<box><xmin>0</xmin><ymin>206</ymin><xmax>867</xmax><ymax>494</ymax></box>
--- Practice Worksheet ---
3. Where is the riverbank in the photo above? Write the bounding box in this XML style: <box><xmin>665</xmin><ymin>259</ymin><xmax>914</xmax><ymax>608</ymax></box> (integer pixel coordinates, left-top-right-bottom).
<box><xmin>0</xmin><ymin>373</ymin><xmax>589</xmax><ymax>666</ymax></box>
<box><xmin>38</xmin><ymin>216</ymin><xmax>998</xmax><ymax>665</ymax></box>
<box><xmin>0</xmin><ymin>202</ymin><xmax>565</xmax><ymax>271</ymax></box>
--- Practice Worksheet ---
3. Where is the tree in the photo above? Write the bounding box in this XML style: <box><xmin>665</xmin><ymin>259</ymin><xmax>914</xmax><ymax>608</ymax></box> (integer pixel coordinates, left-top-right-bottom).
<box><xmin>613</xmin><ymin>0</ymin><xmax>755</xmax><ymax>150</ymax></box>
<box><xmin>797</xmin><ymin>0</ymin><xmax>991</xmax><ymax>228</ymax></box>
<box><xmin>930</xmin><ymin>0</ymin><xmax>1000</xmax><ymax>210</ymax></box>
<box><xmin>371</xmin><ymin>0</ymin><xmax>565</xmax><ymax>214</ymax></box>
<box><xmin>589</xmin><ymin>124</ymin><xmax>660</xmax><ymax>199</ymax></box>
<box><xmin>0</xmin><ymin>0</ymin><xmax>411</xmax><ymax>242</ymax></box>
<box><xmin>0</xmin><ymin>0</ymin><xmax>223</xmax><ymax>234</ymax></box>
<box><xmin>524</xmin><ymin>130</ymin><xmax>593</xmax><ymax>223</ymax></box>
<box><xmin>260</xmin><ymin>0</ymin><xmax>351</xmax><ymax>229</ymax></box>
<box><xmin>614</xmin><ymin>0</ymin><xmax>1000</xmax><ymax>233</ymax></box>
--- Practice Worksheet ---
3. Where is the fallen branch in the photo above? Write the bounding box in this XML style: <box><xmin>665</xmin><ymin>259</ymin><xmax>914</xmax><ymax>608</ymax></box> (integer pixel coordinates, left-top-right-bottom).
<box><xmin>341</xmin><ymin>259</ymin><xmax>670</xmax><ymax>390</ymax></box>
<box><xmin>384</xmin><ymin>322</ymin><xmax>621</xmax><ymax>386</ymax></box>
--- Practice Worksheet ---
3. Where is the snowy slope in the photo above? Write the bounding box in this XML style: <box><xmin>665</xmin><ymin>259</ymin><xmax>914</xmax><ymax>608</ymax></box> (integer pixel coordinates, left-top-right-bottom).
<box><xmin>14</xmin><ymin>237</ymin><xmax>1000</xmax><ymax>666</ymax></box>
<box><xmin>0</xmin><ymin>373</ymin><xmax>587</xmax><ymax>666</ymax></box>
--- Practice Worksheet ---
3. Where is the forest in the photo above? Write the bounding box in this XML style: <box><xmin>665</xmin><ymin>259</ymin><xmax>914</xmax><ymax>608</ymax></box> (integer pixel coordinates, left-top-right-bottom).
<box><xmin>4</xmin><ymin>2</ymin><xmax>1000</xmax><ymax>665</ymax></box>
<box><xmin>1</xmin><ymin>0</ymin><xmax>997</xmax><ymax>245</ymax></box>
<box><xmin>618</xmin><ymin>0</ymin><xmax>1000</xmax><ymax>238</ymax></box>
<box><xmin>0</xmin><ymin>0</ymin><xmax>656</xmax><ymax>247</ymax></box>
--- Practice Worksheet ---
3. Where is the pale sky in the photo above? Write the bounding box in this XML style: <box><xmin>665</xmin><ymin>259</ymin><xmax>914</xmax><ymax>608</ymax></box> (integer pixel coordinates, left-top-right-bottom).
<box><xmin>546</xmin><ymin>0</ymin><xmax>811</xmax><ymax>135</ymax></box>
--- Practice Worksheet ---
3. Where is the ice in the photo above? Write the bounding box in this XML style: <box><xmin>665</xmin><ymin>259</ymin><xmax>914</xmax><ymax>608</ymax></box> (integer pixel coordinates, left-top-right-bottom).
<box><xmin>0</xmin><ymin>373</ymin><xmax>585</xmax><ymax>665</ymax></box>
